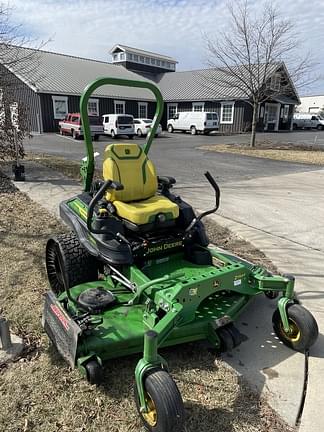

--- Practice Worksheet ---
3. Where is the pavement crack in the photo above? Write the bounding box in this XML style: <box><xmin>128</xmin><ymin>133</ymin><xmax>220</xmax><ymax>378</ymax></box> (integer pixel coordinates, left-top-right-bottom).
<box><xmin>295</xmin><ymin>350</ymin><xmax>309</xmax><ymax>427</ymax></box>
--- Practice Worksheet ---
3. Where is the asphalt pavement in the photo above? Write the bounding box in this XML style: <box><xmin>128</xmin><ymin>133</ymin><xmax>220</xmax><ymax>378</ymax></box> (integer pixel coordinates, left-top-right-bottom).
<box><xmin>24</xmin><ymin>131</ymin><xmax>324</xmax><ymax>185</ymax></box>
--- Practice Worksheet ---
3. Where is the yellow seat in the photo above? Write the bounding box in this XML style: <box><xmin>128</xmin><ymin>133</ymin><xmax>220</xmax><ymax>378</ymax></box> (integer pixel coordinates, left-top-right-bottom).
<box><xmin>103</xmin><ymin>143</ymin><xmax>179</xmax><ymax>225</ymax></box>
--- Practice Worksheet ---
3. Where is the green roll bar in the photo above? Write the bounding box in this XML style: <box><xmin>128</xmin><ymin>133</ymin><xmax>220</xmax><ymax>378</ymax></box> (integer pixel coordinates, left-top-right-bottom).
<box><xmin>79</xmin><ymin>77</ymin><xmax>164</xmax><ymax>191</ymax></box>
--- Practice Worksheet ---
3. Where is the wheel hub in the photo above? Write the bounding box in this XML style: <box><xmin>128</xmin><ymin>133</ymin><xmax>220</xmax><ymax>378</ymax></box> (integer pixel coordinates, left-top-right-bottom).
<box><xmin>142</xmin><ymin>393</ymin><xmax>157</xmax><ymax>427</ymax></box>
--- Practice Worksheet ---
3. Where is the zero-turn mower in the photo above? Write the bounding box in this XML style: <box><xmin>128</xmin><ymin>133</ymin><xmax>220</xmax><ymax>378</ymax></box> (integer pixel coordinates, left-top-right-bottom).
<box><xmin>43</xmin><ymin>77</ymin><xmax>318</xmax><ymax>432</ymax></box>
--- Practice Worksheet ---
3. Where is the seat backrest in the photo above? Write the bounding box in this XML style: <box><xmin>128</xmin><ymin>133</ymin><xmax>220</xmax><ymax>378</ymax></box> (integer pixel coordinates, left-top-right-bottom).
<box><xmin>103</xmin><ymin>143</ymin><xmax>158</xmax><ymax>202</ymax></box>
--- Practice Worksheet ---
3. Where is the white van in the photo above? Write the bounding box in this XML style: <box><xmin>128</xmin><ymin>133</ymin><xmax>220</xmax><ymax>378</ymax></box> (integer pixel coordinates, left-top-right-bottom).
<box><xmin>293</xmin><ymin>113</ymin><xmax>324</xmax><ymax>130</ymax></box>
<box><xmin>167</xmin><ymin>111</ymin><xmax>219</xmax><ymax>135</ymax></box>
<box><xmin>102</xmin><ymin>114</ymin><xmax>135</xmax><ymax>138</ymax></box>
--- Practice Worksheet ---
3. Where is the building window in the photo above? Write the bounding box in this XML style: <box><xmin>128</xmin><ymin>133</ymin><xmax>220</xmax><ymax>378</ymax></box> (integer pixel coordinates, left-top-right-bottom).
<box><xmin>167</xmin><ymin>103</ymin><xmax>178</xmax><ymax>120</ymax></box>
<box><xmin>145</xmin><ymin>57</ymin><xmax>150</xmax><ymax>64</ymax></box>
<box><xmin>259</xmin><ymin>105</ymin><xmax>264</xmax><ymax>118</ymax></box>
<box><xmin>113</xmin><ymin>54</ymin><xmax>118</xmax><ymax>61</ymax></box>
<box><xmin>161</xmin><ymin>61</ymin><xmax>165</xmax><ymax>67</ymax></box>
<box><xmin>270</xmin><ymin>73</ymin><xmax>281</xmax><ymax>91</ymax></box>
<box><xmin>120</xmin><ymin>53</ymin><xmax>125</xmax><ymax>60</ymax></box>
<box><xmin>128</xmin><ymin>53</ymin><xmax>133</xmax><ymax>61</ymax></box>
<box><xmin>114</xmin><ymin>100</ymin><xmax>125</xmax><ymax>114</ymax></box>
<box><xmin>151</xmin><ymin>58</ymin><xmax>156</xmax><ymax>65</ymax></box>
<box><xmin>140</xmin><ymin>56</ymin><xmax>144</xmax><ymax>63</ymax></box>
<box><xmin>283</xmin><ymin>105</ymin><xmax>289</xmax><ymax>122</ymax></box>
<box><xmin>170</xmin><ymin>63</ymin><xmax>175</xmax><ymax>70</ymax></box>
<box><xmin>134</xmin><ymin>54</ymin><xmax>138</xmax><ymax>62</ymax></box>
<box><xmin>192</xmin><ymin>102</ymin><xmax>204</xmax><ymax>112</ymax></box>
<box><xmin>220</xmin><ymin>102</ymin><xmax>234</xmax><ymax>124</ymax></box>
<box><xmin>156</xmin><ymin>59</ymin><xmax>161</xmax><ymax>66</ymax></box>
<box><xmin>52</xmin><ymin>95</ymin><xmax>68</xmax><ymax>119</ymax></box>
<box><xmin>88</xmin><ymin>98</ymin><xmax>99</xmax><ymax>116</ymax></box>
<box><xmin>138</xmin><ymin>102</ymin><xmax>148</xmax><ymax>118</ymax></box>
<box><xmin>166</xmin><ymin>62</ymin><xmax>170</xmax><ymax>68</ymax></box>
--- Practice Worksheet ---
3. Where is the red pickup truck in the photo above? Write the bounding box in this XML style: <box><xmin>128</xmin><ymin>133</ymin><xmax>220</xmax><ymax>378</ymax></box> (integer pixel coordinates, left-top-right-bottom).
<box><xmin>59</xmin><ymin>113</ymin><xmax>104</xmax><ymax>140</ymax></box>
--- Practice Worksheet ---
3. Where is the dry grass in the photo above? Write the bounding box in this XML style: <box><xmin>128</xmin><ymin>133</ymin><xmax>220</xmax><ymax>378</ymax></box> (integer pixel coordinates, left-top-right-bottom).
<box><xmin>26</xmin><ymin>153</ymin><xmax>102</xmax><ymax>181</ymax></box>
<box><xmin>200</xmin><ymin>142</ymin><xmax>324</xmax><ymax>165</ymax></box>
<box><xmin>0</xmin><ymin>169</ymin><xmax>294</xmax><ymax>432</ymax></box>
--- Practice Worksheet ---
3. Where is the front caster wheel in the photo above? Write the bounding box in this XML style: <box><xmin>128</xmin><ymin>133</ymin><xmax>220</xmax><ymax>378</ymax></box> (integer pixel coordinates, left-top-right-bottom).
<box><xmin>135</xmin><ymin>369</ymin><xmax>184</xmax><ymax>432</ymax></box>
<box><xmin>272</xmin><ymin>304</ymin><xmax>318</xmax><ymax>351</ymax></box>
<box><xmin>85</xmin><ymin>360</ymin><xmax>103</xmax><ymax>385</ymax></box>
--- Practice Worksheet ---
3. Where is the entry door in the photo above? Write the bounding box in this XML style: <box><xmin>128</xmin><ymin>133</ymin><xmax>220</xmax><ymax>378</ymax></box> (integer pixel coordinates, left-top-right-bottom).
<box><xmin>264</xmin><ymin>103</ymin><xmax>280</xmax><ymax>131</ymax></box>
<box><xmin>167</xmin><ymin>103</ymin><xmax>178</xmax><ymax>120</ymax></box>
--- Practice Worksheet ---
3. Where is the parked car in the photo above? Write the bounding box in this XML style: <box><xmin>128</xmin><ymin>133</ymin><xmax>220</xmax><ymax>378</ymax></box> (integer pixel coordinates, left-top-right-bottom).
<box><xmin>133</xmin><ymin>118</ymin><xmax>162</xmax><ymax>137</ymax></box>
<box><xmin>167</xmin><ymin>111</ymin><xmax>219</xmax><ymax>135</ymax></box>
<box><xmin>102</xmin><ymin>114</ymin><xmax>135</xmax><ymax>138</ymax></box>
<box><xmin>293</xmin><ymin>113</ymin><xmax>324</xmax><ymax>130</ymax></box>
<box><xmin>59</xmin><ymin>113</ymin><xmax>103</xmax><ymax>140</ymax></box>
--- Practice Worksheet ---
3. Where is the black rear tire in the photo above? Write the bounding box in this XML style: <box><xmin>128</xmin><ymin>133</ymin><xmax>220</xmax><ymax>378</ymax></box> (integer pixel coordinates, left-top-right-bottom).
<box><xmin>272</xmin><ymin>304</ymin><xmax>318</xmax><ymax>351</ymax></box>
<box><xmin>167</xmin><ymin>124</ymin><xmax>173</xmax><ymax>133</ymax></box>
<box><xmin>128</xmin><ymin>134</ymin><xmax>134</xmax><ymax>139</ymax></box>
<box><xmin>46</xmin><ymin>232</ymin><xmax>98</xmax><ymax>294</ymax></box>
<box><xmin>134</xmin><ymin>369</ymin><xmax>184</xmax><ymax>432</ymax></box>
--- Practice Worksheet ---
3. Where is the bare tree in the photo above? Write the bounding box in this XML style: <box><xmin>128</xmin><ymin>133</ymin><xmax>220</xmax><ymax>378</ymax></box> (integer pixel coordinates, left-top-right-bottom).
<box><xmin>204</xmin><ymin>0</ymin><xmax>317</xmax><ymax>147</ymax></box>
<box><xmin>0</xmin><ymin>2</ymin><xmax>46</xmax><ymax>160</ymax></box>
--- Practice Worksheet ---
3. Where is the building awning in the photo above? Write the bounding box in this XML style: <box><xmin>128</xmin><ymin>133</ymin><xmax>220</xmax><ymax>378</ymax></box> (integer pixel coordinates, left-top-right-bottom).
<box><xmin>273</xmin><ymin>95</ymin><xmax>299</xmax><ymax>105</ymax></box>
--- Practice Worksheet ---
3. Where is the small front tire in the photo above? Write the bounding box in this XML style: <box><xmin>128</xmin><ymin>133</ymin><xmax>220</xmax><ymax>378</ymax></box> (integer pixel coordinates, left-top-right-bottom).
<box><xmin>111</xmin><ymin>130</ymin><xmax>116</xmax><ymax>139</ymax></box>
<box><xmin>85</xmin><ymin>360</ymin><xmax>103</xmax><ymax>385</ymax></box>
<box><xmin>134</xmin><ymin>369</ymin><xmax>185</xmax><ymax>432</ymax></box>
<box><xmin>272</xmin><ymin>304</ymin><xmax>318</xmax><ymax>351</ymax></box>
<box><xmin>167</xmin><ymin>124</ymin><xmax>174</xmax><ymax>133</ymax></box>
<box><xmin>190</xmin><ymin>126</ymin><xmax>197</xmax><ymax>135</ymax></box>
<box><xmin>72</xmin><ymin>130</ymin><xmax>79</xmax><ymax>140</ymax></box>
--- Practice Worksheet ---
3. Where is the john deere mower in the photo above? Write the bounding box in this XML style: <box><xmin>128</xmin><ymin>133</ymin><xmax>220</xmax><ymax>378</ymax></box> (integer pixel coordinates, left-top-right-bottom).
<box><xmin>43</xmin><ymin>77</ymin><xmax>318</xmax><ymax>432</ymax></box>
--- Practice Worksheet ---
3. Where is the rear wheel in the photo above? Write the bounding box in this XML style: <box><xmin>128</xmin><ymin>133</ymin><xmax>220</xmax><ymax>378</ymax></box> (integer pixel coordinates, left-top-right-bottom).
<box><xmin>93</xmin><ymin>134</ymin><xmax>99</xmax><ymax>141</ymax></box>
<box><xmin>293</xmin><ymin>123</ymin><xmax>297</xmax><ymax>130</ymax></box>
<box><xmin>111</xmin><ymin>130</ymin><xmax>116</xmax><ymax>138</ymax></box>
<box><xmin>134</xmin><ymin>369</ymin><xmax>184</xmax><ymax>432</ymax></box>
<box><xmin>59</xmin><ymin>128</ymin><xmax>64</xmax><ymax>136</ymax></box>
<box><xmin>72</xmin><ymin>129</ymin><xmax>79</xmax><ymax>140</ymax></box>
<box><xmin>167</xmin><ymin>124</ymin><xmax>173</xmax><ymax>133</ymax></box>
<box><xmin>128</xmin><ymin>134</ymin><xmax>134</xmax><ymax>139</ymax></box>
<box><xmin>137</xmin><ymin>128</ymin><xmax>143</xmax><ymax>137</ymax></box>
<box><xmin>272</xmin><ymin>304</ymin><xmax>318</xmax><ymax>351</ymax></box>
<box><xmin>46</xmin><ymin>232</ymin><xmax>98</xmax><ymax>294</ymax></box>
<box><xmin>190</xmin><ymin>126</ymin><xmax>197</xmax><ymax>135</ymax></box>
<box><xmin>317</xmin><ymin>124</ymin><xmax>323</xmax><ymax>130</ymax></box>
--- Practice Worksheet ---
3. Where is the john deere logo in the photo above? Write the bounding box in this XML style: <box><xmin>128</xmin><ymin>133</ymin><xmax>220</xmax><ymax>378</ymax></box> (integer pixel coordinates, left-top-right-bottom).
<box><xmin>125</xmin><ymin>149</ymin><xmax>130</xmax><ymax>155</ymax></box>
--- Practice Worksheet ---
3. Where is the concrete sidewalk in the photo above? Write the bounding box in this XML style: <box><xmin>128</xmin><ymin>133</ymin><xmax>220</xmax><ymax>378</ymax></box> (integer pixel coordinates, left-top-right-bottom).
<box><xmin>4</xmin><ymin>160</ymin><xmax>323</xmax><ymax>430</ymax></box>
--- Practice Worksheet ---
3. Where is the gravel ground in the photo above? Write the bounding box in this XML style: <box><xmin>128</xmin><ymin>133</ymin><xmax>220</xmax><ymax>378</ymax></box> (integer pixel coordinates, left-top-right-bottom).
<box><xmin>0</xmin><ymin>169</ymin><xmax>294</xmax><ymax>432</ymax></box>
<box><xmin>200</xmin><ymin>142</ymin><xmax>324</xmax><ymax>165</ymax></box>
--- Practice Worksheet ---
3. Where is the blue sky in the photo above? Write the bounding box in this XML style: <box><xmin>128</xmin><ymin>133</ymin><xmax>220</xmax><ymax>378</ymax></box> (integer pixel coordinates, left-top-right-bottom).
<box><xmin>8</xmin><ymin>0</ymin><xmax>324</xmax><ymax>95</ymax></box>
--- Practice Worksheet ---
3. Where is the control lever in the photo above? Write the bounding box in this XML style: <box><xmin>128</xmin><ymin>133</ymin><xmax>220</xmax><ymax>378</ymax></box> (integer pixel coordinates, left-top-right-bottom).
<box><xmin>185</xmin><ymin>171</ymin><xmax>220</xmax><ymax>233</ymax></box>
<box><xmin>87</xmin><ymin>179</ymin><xmax>128</xmax><ymax>243</ymax></box>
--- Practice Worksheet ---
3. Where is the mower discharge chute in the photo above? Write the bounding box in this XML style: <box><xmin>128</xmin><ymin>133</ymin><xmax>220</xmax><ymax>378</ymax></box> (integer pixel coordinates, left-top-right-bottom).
<box><xmin>43</xmin><ymin>77</ymin><xmax>318</xmax><ymax>432</ymax></box>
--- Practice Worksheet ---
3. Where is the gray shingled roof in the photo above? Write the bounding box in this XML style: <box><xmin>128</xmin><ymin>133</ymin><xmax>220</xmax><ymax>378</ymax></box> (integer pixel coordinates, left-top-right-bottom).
<box><xmin>1</xmin><ymin>46</ymin><xmax>156</xmax><ymax>100</ymax></box>
<box><xmin>1</xmin><ymin>45</ymin><xmax>299</xmax><ymax>103</ymax></box>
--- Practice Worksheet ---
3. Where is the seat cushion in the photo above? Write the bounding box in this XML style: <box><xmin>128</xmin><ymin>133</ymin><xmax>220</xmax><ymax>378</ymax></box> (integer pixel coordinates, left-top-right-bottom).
<box><xmin>114</xmin><ymin>195</ymin><xmax>179</xmax><ymax>225</ymax></box>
